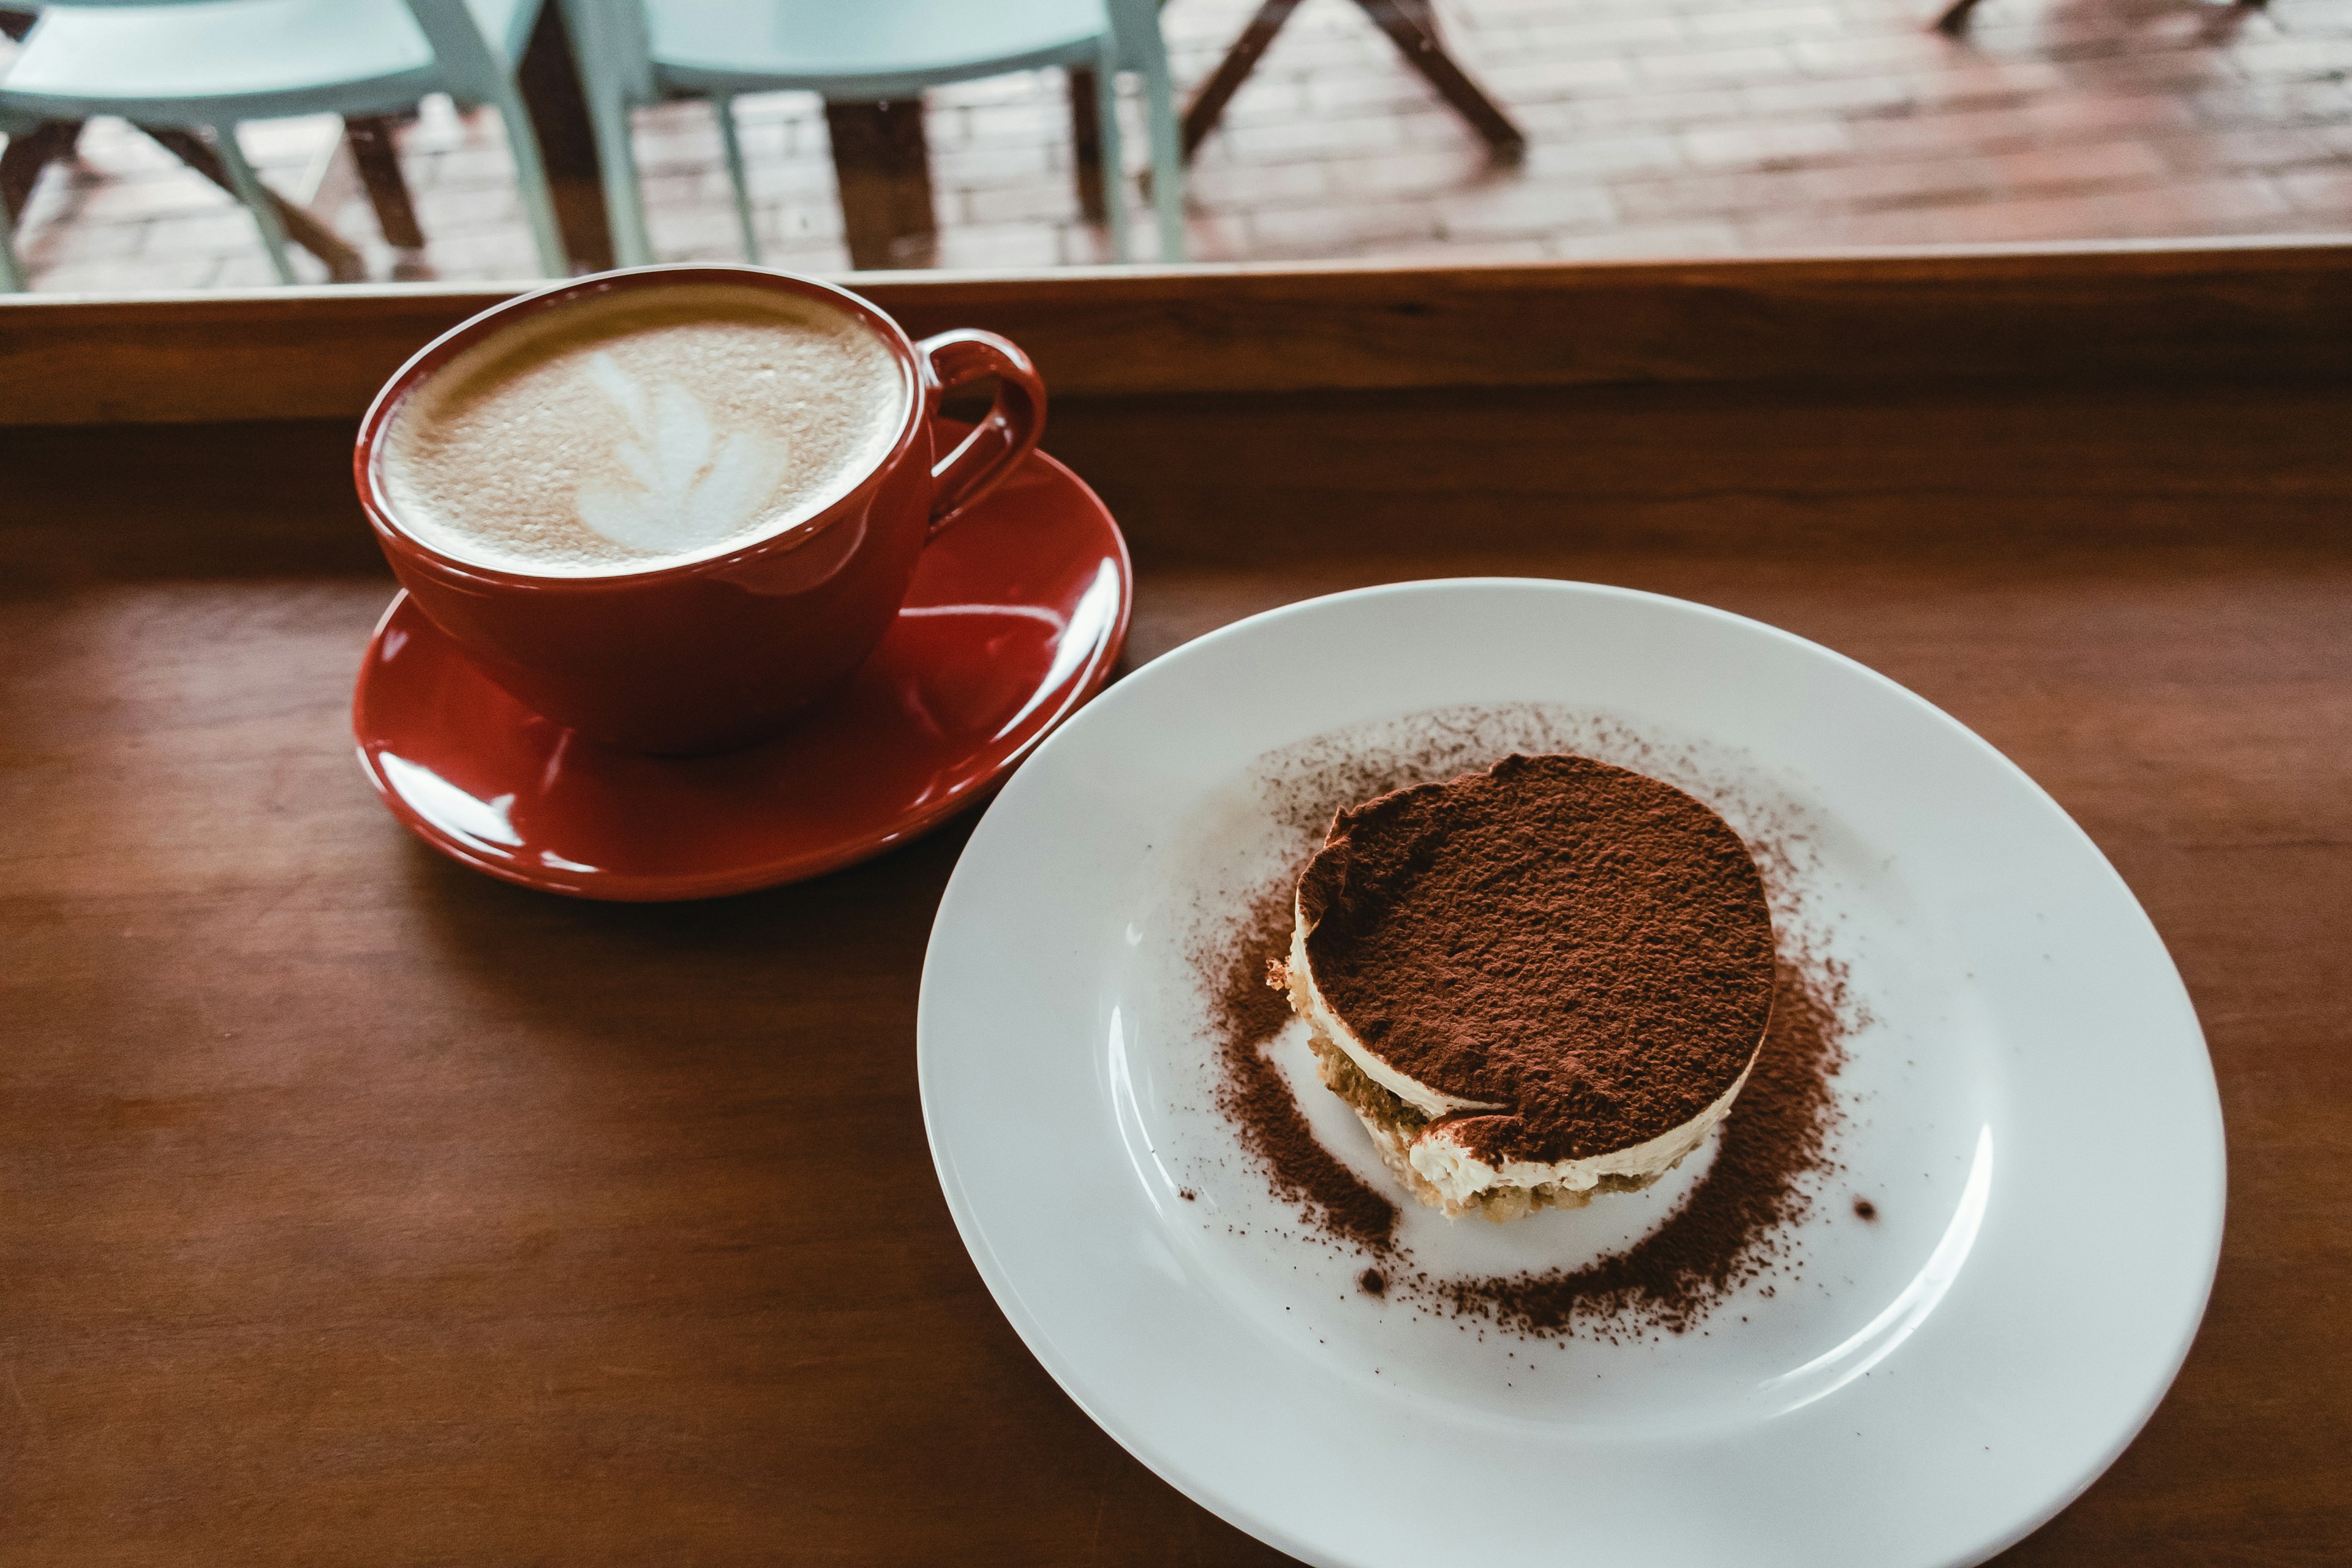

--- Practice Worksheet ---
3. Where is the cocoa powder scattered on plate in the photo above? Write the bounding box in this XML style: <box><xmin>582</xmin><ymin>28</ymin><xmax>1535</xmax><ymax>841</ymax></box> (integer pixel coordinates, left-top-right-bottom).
<box><xmin>1441</xmin><ymin>956</ymin><xmax>1848</xmax><ymax>1340</ymax></box>
<box><xmin>1208</xmin><ymin>878</ymin><xmax>1400</xmax><ymax>1252</ymax></box>
<box><xmin>1200</xmin><ymin>742</ymin><xmax>1851</xmax><ymax>1342</ymax></box>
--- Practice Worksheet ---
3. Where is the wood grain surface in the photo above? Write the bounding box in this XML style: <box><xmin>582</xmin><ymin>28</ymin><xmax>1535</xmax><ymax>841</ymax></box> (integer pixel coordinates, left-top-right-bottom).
<box><xmin>3</xmin><ymin>238</ymin><xmax>2349</xmax><ymax>425</ymax></box>
<box><xmin>3</xmin><ymin>271</ymin><xmax>2350</xmax><ymax>1564</ymax></box>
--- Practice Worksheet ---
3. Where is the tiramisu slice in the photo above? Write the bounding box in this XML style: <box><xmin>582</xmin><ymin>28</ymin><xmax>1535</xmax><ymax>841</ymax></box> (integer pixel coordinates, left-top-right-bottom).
<box><xmin>1275</xmin><ymin>754</ymin><xmax>1775</xmax><ymax>1223</ymax></box>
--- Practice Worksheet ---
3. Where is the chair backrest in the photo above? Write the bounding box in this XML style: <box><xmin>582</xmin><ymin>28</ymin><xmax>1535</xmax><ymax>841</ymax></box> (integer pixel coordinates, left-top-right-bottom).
<box><xmin>556</xmin><ymin>0</ymin><xmax>656</xmax><ymax>107</ymax></box>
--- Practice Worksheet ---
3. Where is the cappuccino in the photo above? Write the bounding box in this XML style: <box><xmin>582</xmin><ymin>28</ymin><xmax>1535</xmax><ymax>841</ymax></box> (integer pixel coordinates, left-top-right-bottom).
<box><xmin>380</xmin><ymin>282</ymin><xmax>907</xmax><ymax>575</ymax></box>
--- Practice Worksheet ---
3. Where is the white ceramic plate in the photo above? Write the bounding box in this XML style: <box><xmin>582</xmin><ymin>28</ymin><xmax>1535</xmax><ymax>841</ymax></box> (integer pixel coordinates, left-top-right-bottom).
<box><xmin>918</xmin><ymin>579</ymin><xmax>2223</xmax><ymax>1568</ymax></box>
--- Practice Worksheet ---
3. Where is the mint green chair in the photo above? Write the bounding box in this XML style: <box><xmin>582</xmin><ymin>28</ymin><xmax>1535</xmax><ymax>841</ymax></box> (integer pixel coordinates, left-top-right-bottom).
<box><xmin>558</xmin><ymin>0</ymin><xmax>1185</xmax><ymax>266</ymax></box>
<box><xmin>0</xmin><ymin>0</ymin><xmax>565</xmax><ymax>289</ymax></box>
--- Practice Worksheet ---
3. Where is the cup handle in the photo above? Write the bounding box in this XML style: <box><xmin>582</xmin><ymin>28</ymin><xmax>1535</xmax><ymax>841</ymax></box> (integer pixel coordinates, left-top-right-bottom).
<box><xmin>917</xmin><ymin>329</ymin><xmax>1047</xmax><ymax>540</ymax></box>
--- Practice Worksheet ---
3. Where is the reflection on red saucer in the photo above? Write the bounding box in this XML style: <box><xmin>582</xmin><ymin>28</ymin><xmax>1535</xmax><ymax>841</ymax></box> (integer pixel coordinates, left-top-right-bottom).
<box><xmin>353</xmin><ymin>448</ymin><xmax>1130</xmax><ymax>900</ymax></box>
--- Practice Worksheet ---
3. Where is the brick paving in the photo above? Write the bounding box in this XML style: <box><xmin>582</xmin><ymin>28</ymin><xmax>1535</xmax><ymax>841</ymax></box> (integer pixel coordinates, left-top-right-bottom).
<box><xmin>6</xmin><ymin>0</ymin><xmax>2350</xmax><ymax>290</ymax></box>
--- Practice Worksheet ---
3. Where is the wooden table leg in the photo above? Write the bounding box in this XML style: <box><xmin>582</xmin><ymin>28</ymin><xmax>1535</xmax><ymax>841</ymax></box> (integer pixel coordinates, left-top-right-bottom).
<box><xmin>3</xmin><ymin>115</ymin><xmax>366</xmax><ymax>282</ymax></box>
<box><xmin>0</xmin><ymin>119</ymin><xmax>80</xmax><ymax>222</ymax></box>
<box><xmin>342</xmin><ymin>115</ymin><xmax>425</xmax><ymax>251</ymax></box>
<box><xmin>515</xmin><ymin>0</ymin><xmax>616</xmax><ymax>273</ymax></box>
<box><xmin>136</xmin><ymin>126</ymin><xmax>369</xmax><ymax>282</ymax></box>
<box><xmin>1068</xmin><ymin>67</ymin><xmax>1107</xmax><ymax>225</ymax></box>
<box><xmin>1182</xmin><ymin>0</ymin><xmax>1524</xmax><ymax>165</ymax></box>
<box><xmin>1355</xmin><ymin>0</ymin><xmax>1525</xmax><ymax>163</ymax></box>
<box><xmin>1180</xmin><ymin>0</ymin><xmax>1305</xmax><ymax>162</ymax></box>
<box><xmin>824</xmin><ymin>101</ymin><xmax>937</xmax><ymax>270</ymax></box>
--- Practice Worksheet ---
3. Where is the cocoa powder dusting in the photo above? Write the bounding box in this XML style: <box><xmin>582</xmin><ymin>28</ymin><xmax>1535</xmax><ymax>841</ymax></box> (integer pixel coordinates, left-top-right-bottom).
<box><xmin>1300</xmin><ymin>755</ymin><xmax>1775</xmax><ymax>1164</ymax></box>
<box><xmin>1209</xmin><ymin>880</ymin><xmax>1400</xmax><ymax>1251</ymax></box>
<box><xmin>1442</xmin><ymin>959</ymin><xmax>1847</xmax><ymax>1339</ymax></box>
<box><xmin>1194</xmin><ymin>712</ymin><xmax>1856</xmax><ymax>1343</ymax></box>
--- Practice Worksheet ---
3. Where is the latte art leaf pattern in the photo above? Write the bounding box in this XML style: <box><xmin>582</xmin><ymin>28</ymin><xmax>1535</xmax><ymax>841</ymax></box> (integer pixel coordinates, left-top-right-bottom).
<box><xmin>379</xmin><ymin>282</ymin><xmax>903</xmax><ymax>575</ymax></box>
<box><xmin>574</xmin><ymin>352</ymin><xmax>794</xmax><ymax>557</ymax></box>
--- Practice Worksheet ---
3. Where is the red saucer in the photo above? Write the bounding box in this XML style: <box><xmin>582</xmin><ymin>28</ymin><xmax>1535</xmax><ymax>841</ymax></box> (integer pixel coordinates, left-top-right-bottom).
<box><xmin>353</xmin><ymin>446</ymin><xmax>1131</xmax><ymax>900</ymax></box>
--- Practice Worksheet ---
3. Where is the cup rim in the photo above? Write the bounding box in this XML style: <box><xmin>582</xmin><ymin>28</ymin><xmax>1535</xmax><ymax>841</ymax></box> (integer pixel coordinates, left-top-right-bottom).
<box><xmin>353</xmin><ymin>263</ymin><xmax>930</xmax><ymax>593</ymax></box>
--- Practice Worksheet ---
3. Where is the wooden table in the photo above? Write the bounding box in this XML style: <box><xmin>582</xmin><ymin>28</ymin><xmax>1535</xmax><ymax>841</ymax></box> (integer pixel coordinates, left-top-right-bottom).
<box><xmin>2</xmin><ymin>245</ymin><xmax>2348</xmax><ymax>1564</ymax></box>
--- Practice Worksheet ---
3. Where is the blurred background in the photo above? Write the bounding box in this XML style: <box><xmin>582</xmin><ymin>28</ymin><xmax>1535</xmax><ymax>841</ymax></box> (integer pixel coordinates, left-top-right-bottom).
<box><xmin>1</xmin><ymin>0</ymin><xmax>2346</xmax><ymax>291</ymax></box>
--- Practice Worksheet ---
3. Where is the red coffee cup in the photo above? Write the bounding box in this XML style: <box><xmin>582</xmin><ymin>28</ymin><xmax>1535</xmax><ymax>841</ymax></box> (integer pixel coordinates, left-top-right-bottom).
<box><xmin>355</xmin><ymin>264</ymin><xmax>1046</xmax><ymax>755</ymax></box>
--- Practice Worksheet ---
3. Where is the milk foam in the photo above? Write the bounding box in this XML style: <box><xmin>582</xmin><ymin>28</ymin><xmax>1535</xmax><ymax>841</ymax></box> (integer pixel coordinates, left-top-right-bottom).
<box><xmin>380</xmin><ymin>283</ymin><xmax>907</xmax><ymax>575</ymax></box>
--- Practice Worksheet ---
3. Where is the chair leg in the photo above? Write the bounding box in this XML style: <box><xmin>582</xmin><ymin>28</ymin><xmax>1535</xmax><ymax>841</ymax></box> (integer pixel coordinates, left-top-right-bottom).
<box><xmin>713</xmin><ymin>95</ymin><xmax>760</xmax><ymax>264</ymax></box>
<box><xmin>1092</xmin><ymin>58</ymin><xmax>1129</xmax><ymax>263</ymax></box>
<box><xmin>824</xmin><ymin>101</ymin><xmax>936</xmax><ymax>269</ymax></box>
<box><xmin>1066</xmin><ymin>68</ymin><xmax>1106</xmax><ymax>224</ymax></box>
<box><xmin>1</xmin><ymin>119</ymin><xmax>75</xmax><ymax>287</ymax></box>
<box><xmin>0</xmin><ymin>192</ymin><xmax>24</xmax><ymax>292</ymax></box>
<box><xmin>344</xmin><ymin>115</ymin><xmax>425</xmax><ymax>250</ymax></box>
<box><xmin>1137</xmin><ymin>52</ymin><xmax>1185</xmax><ymax>262</ymax></box>
<box><xmin>211</xmin><ymin>124</ymin><xmax>298</xmax><ymax>285</ymax></box>
<box><xmin>141</xmin><ymin>125</ymin><xmax>366</xmax><ymax>282</ymax></box>
<box><xmin>492</xmin><ymin>87</ymin><xmax>570</xmax><ymax>277</ymax></box>
<box><xmin>578</xmin><ymin>88</ymin><xmax>654</xmax><ymax>267</ymax></box>
<box><xmin>2</xmin><ymin>119</ymin><xmax>81</xmax><ymax>224</ymax></box>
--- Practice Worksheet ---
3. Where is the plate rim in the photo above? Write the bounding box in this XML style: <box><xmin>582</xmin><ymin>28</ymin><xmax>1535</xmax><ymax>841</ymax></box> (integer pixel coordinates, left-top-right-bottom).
<box><xmin>918</xmin><ymin>575</ymin><xmax>2226</xmax><ymax>1568</ymax></box>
